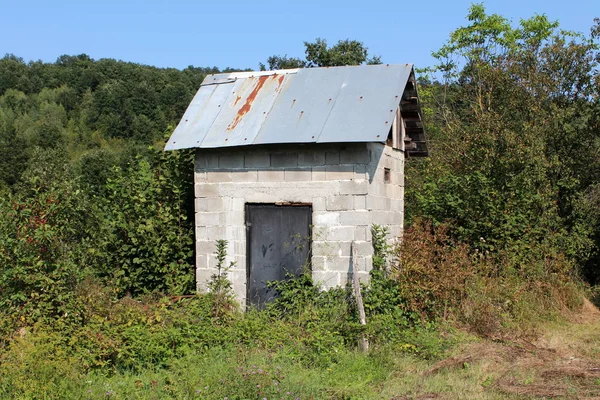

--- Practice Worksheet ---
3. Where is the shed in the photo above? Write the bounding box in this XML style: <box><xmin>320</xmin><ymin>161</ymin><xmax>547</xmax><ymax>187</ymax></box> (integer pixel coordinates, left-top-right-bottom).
<box><xmin>166</xmin><ymin>64</ymin><xmax>428</xmax><ymax>307</ymax></box>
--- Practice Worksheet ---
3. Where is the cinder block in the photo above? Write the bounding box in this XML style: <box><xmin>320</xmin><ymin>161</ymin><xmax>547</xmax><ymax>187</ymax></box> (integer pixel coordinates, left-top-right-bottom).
<box><xmin>195</xmin><ymin>197</ymin><xmax>209</xmax><ymax>212</ymax></box>
<box><xmin>340</xmin><ymin>149</ymin><xmax>370</xmax><ymax>164</ymax></box>
<box><xmin>196</xmin><ymin>268</ymin><xmax>213</xmax><ymax>292</ymax></box>
<box><xmin>219</xmin><ymin>153</ymin><xmax>244</xmax><ymax>169</ymax></box>
<box><xmin>298</xmin><ymin>151</ymin><xmax>325</xmax><ymax>166</ymax></box>
<box><xmin>366</xmin><ymin>195</ymin><xmax>391</xmax><ymax>211</ymax></box>
<box><xmin>392</xmin><ymin>211</ymin><xmax>404</xmax><ymax>225</ymax></box>
<box><xmin>390</xmin><ymin>199</ymin><xmax>403</xmax><ymax>211</ymax></box>
<box><xmin>370</xmin><ymin>181</ymin><xmax>387</xmax><ymax>197</ymax></box>
<box><xmin>389</xmin><ymin>224</ymin><xmax>402</xmax><ymax>238</ymax></box>
<box><xmin>228</xmin><ymin>269</ymin><xmax>247</xmax><ymax>287</ymax></box>
<box><xmin>206</xmin><ymin>226</ymin><xmax>226</xmax><ymax>239</ymax></box>
<box><xmin>207</xmin><ymin>155</ymin><xmax>219</xmax><ymax>168</ymax></box>
<box><xmin>353</xmin><ymin>165</ymin><xmax>369</xmax><ymax>180</ymax></box>
<box><xmin>393</xmin><ymin>172</ymin><xmax>405</xmax><ymax>187</ymax></box>
<box><xmin>325</xmin><ymin>166</ymin><xmax>354</xmax><ymax>181</ymax></box>
<box><xmin>386</xmin><ymin>184</ymin><xmax>404</xmax><ymax>199</ymax></box>
<box><xmin>312</xmin><ymin>240</ymin><xmax>337</xmax><ymax>257</ymax></box>
<box><xmin>224</xmin><ymin>211</ymin><xmax>245</xmax><ymax>226</ymax></box>
<box><xmin>312</xmin><ymin>166</ymin><xmax>326</xmax><ymax>181</ymax></box>
<box><xmin>327</xmin><ymin>226</ymin><xmax>355</xmax><ymax>241</ymax></box>
<box><xmin>311</xmin><ymin>256</ymin><xmax>327</xmax><ymax>271</ymax></box>
<box><xmin>371</xmin><ymin>211</ymin><xmax>398</xmax><ymax>226</ymax></box>
<box><xmin>311</xmin><ymin>226</ymin><xmax>328</xmax><ymax>241</ymax></box>
<box><xmin>227</xmin><ymin>225</ymin><xmax>246</xmax><ymax>242</ymax></box>
<box><xmin>207</xmin><ymin>251</ymin><xmax>237</xmax><ymax>270</ymax></box>
<box><xmin>340</xmin><ymin>271</ymin><xmax>369</xmax><ymax>286</ymax></box>
<box><xmin>196</xmin><ymin>240</ymin><xmax>217</xmax><ymax>255</ymax></box>
<box><xmin>352</xmin><ymin>241</ymin><xmax>373</xmax><ymax>257</ymax></box>
<box><xmin>196</xmin><ymin>211</ymin><xmax>222</xmax><ymax>226</ymax></box>
<box><xmin>326</xmin><ymin>195</ymin><xmax>354</xmax><ymax>211</ymax></box>
<box><xmin>232</xmin><ymin>198</ymin><xmax>245</xmax><ymax>212</ymax></box>
<box><xmin>271</xmin><ymin>152</ymin><xmax>298</xmax><ymax>167</ymax></box>
<box><xmin>195</xmin><ymin>226</ymin><xmax>207</xmax><ymax>240</ymax></box>
<box><xmin>195</xmin><ymin>153</ymin><xmax>208</xmax><ymax>170</ymax></box>
<box><xmin>285</xmin><ymin>169</ymin><xmax>312</xmax><ymax>182</ymax></box>
<box><xmin>366</xmin><ymin>226</ymin><xmax>372</xmax><ymax>242</ymax></box>
<box><xmin>350</xmin><ymin>256</ymin><xmax>367</xmax><ymax>272</ymax></box>
<box><xmin>354</xmin><ymin>226</ymin><xmax>367</xmax><ymax>241</ymax></box>
<box><xmin>196</xmin><ymin>197</ymin><xmax>227</xmax><ymax>212</ymax></box>
<box><xmin>257</xmin><ymin>170</ymin><xmax>285</xmax><ymax>181</ymax></box>
<box><xmin>312</xmin><ymin>271</ymin><xmax>340</xmax><ymax>288</ymax></box>
<box><xmin>328</xmin><ymin>256</ymin><xmax>351</xmax><ymax>272</ymax></box>
<box><xmin>244</xmin><ymin>153</ymin><xmax>271</xmax><ymax>168</ymax></box>
<box><xmin>196</xmin><ymin>254</ymin><xmax>208</xmax><ymax>269</ymax></box>
<box><xmin>339</xmin><ymin>180</ymin><xmax>368</xmax><ymax>195</ymax></box>
<box><xmin>231</xmin><ymin>170</ymin><xmax>258</xmax><ymax>182</ymax></box>
<box><xmin>233</xmin><ymin>255</ymin><xmax>246</xmax><ymax>269</ymax></box>
<box><xmin>339</xmin><ymin>211</ymin><xmax>370</xmax><ymax>226</ymax></box>
<box><xmin>195</xmin><ymin>183</ymin><xmax>219</xmax><ymax>198</ymax></box>
<box><xmin>354</xmin><ymin>195</ymin><xmax>367</xmax><ymax>210</ymax></box>
<box><xmin>207</xmin><ymin>170</ymin><xmax>233</xmax><ymax>183</ymax></box>
<box><xmin>364</xmin><ymin>256</ymin><xmax>373</xmax><ymax>272</ymax></box>
<box><xmin>195</xmin><ymin>171</ymin><xmax>207</xmax><ymax>183</ymax></box>
<box><xmin>325</xmin><ymin>150</ymin><xmax>340</xmax><ymax>165</ymax></box>
<box><xmin>312</xmin><ymin>197</ymin><xmax>327</xmax><ymax>211</ymax></box>
<box><xmin>234</xmin><ymin>240</ymin><xmax>247</xmax><ymax>255</ymax></box>
<box><xmin>313</xmin><ymin>211</ymin><xmax>339</xmax><ymax>226</ymax></box>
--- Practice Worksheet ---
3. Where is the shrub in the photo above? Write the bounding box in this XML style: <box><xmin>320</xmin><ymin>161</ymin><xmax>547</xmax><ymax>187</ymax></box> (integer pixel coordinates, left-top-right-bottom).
<box><xmin>99</xmin><ymin>146</ymin><xmax>195</xmax><ymax>296</ymax></box>
<box><xmin>395</xmin><ymin>219</ymin><xmax>584</xmax><ymax>338</ymax></box>
<box><xmin>0</xmin><ymin>149</ymin><xmax>95</xmax><ymax>332</ymax></box>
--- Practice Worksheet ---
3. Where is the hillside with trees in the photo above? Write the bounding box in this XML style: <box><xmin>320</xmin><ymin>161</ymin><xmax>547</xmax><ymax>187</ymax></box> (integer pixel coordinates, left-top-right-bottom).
<box><xmin>0</xmin><ymin>6</ymin><xmax>599</xmax><ymax>399</ymax></box>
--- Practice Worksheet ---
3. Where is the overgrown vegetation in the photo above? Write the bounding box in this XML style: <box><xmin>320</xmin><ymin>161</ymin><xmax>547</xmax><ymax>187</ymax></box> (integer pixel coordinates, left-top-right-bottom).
<box><xmin>0</xmin><ymin>4</ymin><xmax>599</xmax><ymax>399</ymax></box>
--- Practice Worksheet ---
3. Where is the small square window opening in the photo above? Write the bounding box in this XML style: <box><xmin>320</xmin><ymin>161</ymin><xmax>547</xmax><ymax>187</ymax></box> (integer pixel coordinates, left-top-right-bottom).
<box><xmin>384</xmin><ymin>168</ymin><xmax>391</xmax><ymax>184</ymax></box>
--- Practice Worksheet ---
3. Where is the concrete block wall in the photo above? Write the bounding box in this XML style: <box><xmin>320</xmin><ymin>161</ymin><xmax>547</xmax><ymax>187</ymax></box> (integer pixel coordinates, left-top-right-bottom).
<box><xmin>194</xmin><ymin>142</ymin><xmax>404</xmax><ymax>304</ymax></box>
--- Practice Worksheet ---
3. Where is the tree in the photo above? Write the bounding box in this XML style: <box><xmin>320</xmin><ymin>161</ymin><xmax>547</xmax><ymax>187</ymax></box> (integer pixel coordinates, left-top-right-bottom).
<box><xmin>408</xmin><ymin>5</ymin><xmax>600</xmax><ymax>275</ymax></box>
<box><xmin>261</xmin><ymin>38</ymin><xmax>381</xmax><ymax>70</ymax></box>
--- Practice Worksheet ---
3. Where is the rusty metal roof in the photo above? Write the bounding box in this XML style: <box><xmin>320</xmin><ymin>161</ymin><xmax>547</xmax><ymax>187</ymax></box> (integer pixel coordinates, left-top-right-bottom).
<box><xmin>165</xmin><ymin>64</ymin><xmax>428</xmax><ymax>156</ymax></box>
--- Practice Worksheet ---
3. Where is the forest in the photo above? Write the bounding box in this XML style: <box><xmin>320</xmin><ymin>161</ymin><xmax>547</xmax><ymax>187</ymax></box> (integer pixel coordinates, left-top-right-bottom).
<box><xmin>0</xmin><ymin>4</ymin><xmax>599</xmax><ymax>399</ymax></box>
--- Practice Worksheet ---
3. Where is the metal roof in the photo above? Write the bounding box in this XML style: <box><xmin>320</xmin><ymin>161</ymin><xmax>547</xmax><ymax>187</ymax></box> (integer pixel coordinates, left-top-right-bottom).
<box><xmin>165</xmin><ymin>64</ymin><xmax>428</xmax><ymax>156</ymax></box>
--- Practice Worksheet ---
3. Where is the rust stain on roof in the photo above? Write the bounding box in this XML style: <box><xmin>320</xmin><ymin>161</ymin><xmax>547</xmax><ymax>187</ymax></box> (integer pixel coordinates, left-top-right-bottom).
<box><xmin>227</xmin><ymin>75</ymin><xmax>270</xmax><ymax>131</ymax></box>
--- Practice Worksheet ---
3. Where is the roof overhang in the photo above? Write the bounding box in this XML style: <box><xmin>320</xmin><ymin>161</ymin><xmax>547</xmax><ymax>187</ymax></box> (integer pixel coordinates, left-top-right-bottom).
<box><xmin>166</xmin><ymin>64</ymin><xmax>428</xmax><ymax>157</ymax></box>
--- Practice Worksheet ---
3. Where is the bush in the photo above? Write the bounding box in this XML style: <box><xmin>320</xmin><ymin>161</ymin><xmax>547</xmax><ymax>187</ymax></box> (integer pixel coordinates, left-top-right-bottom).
<box><xmin>395</xmin><ymin>219</ymin><xmax>584</xmax><ymax>338</ymax></box>
<box><xmin>0</xmin><ymin>149</ymin><xmax>96</xmax><ymax>332</ymax></box>
<box><xmin>98</xmin><ymin>145</ymin><xmax>195</xmax><ymax>296</ymax></box>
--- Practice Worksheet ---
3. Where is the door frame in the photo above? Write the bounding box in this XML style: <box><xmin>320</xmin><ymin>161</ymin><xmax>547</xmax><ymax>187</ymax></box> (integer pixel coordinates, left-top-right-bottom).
<box><xmin>244</xmin><ymin>202</ymin><xmax>313</xmax><ymax>307</ymax></box>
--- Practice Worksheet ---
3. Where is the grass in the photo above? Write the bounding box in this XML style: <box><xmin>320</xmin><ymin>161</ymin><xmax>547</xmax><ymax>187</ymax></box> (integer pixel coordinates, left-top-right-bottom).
<box><xmin>5</xmin><ymin>305</ymin><xmax>597</xmax><ymax>400</ymax></box>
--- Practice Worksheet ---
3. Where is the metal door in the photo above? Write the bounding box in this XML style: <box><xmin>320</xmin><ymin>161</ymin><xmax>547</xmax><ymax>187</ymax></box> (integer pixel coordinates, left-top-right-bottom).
<box><xmin>246</xmin><ymin>204</ymin><xmax>311</xmax><ymax>308</ymax></box>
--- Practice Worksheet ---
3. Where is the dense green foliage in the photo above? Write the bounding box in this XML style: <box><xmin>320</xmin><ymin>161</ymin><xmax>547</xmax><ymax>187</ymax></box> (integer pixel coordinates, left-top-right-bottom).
<box><xmin>408</xmin><ymin>6</ymin><xmax>600</xmax><ymax>281</ymax></box>
<box><xmin>260</xmin><ymin>38</ymin><xmax>381</xmax><ymax>70</ymax></box>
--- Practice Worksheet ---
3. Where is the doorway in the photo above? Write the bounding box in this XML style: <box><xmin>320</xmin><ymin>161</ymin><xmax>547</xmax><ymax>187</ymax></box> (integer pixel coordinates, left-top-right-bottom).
<box><xmin>246</xmin><ymin>204</ymin><xmax>312</xmax><ymax>308</ymax></box>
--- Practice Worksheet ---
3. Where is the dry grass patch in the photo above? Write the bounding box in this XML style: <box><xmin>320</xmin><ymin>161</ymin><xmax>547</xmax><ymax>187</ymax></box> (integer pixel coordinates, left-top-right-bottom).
<box><xmin>382</xmin><ymin>300</ymin><xmax>600</xmax><ymax>399</ymax></box>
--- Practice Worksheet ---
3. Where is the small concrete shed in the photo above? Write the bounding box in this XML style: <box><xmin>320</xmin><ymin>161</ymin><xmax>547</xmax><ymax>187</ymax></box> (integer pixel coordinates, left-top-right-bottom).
<box><xmin>166</xmin><ymin>64</ymin><xmax>427</xmax><ymax>307</ymax></box>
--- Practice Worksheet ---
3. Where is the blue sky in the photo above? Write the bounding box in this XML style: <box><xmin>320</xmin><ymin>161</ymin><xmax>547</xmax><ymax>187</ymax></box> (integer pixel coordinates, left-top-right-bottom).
<box><xmin>1</xmin><ymin>0</ymin><xmax>598</xmax><ymax>71</ymax></box>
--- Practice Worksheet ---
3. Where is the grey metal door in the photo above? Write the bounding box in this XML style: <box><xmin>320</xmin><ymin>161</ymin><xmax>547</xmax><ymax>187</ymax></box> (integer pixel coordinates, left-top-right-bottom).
<box><xmin>246</xmin><ymin>204</ymin><xmax>311</xmax><ymax>308</ymax></box>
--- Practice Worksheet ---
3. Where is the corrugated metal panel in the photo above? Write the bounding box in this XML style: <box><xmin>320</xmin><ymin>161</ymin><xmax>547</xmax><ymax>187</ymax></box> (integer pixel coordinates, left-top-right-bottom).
<box><xmin>165</xmin><ymin>64</ymin><xmax>425</xmax><ymax>151</ymax></box>
<box><xmin>253</xmin><ymin>67</ymin><xmax>347</xmax><ymax>144</ymax></box>
<box><xmin>203</xmin><ymin>73</ymin><xmax>291</xmax><ymax>148</ymax></box>
<box><xmin>318</xmin><ymin>65</ymin><xmax>411</xmax><ymax>143</ymax></box>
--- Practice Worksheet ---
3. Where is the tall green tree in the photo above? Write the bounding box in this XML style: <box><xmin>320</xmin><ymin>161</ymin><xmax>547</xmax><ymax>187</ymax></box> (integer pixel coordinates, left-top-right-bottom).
<box><xmin>409</xmin><ymin>5</ymin><xmax>600</xmax><ymax>275</ymax></box>
<box><xmin>261</xmin><ymin>38</ymin><xmax>381</xmax><ymax>70</ymax></box>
